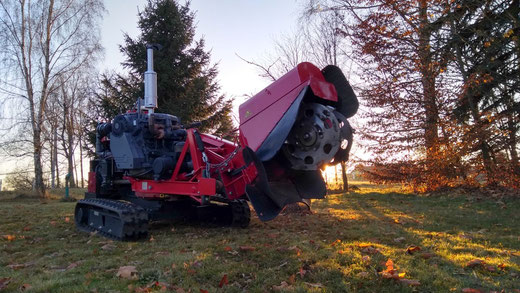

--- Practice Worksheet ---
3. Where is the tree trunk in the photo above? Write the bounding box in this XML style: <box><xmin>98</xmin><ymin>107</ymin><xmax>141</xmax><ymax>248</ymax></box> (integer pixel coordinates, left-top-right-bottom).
<box><xmin>341</xmin><ymin>162</ymin><xmax>348</xmax><ymax>192</ymax></box>
<box><xmin>50</xmin><ymin>130</ymin><xmax>56</xmax><ymax>189</ymax></box>
<box><xmin>418</xmin><ymin>0</ymin><xmax>439</xmax><ymax>163</ymax></box>
<box><xmin>32</xmin><ymin>129</ymin><xmax>45</xmax><ymax>196</ymax></box>
<box><xmin>79</xmin><ymin>138</ymin><xmax>85</xmax><ymax>188</ymax></box>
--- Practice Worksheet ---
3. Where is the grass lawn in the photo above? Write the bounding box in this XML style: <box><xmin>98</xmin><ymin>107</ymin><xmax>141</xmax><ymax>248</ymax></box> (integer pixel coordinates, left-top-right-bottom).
<box><xmin>0</xmin><ymin>184</ymin><xmax>519</xmax><ymax>292</ymax></box>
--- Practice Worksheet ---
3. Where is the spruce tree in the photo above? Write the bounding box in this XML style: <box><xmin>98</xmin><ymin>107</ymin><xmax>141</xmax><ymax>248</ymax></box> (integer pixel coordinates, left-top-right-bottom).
<box><xmin>95</xmin><ymin>0</ymin><xmax>233</xmax><ymax>136</ymax></box>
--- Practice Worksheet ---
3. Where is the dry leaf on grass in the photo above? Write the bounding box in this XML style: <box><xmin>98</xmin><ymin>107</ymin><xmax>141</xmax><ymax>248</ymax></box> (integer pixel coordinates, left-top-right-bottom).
<box><xmin>19</xmin><ymin>284</ymin><xmax>32</xmax><ymax>291</ymax></box>
<box><xmin>399</xmin><ymin>279</ymin><xmax>420</xmax><ymax>286</ymax></box>
<box><xmin>304</xmin><ymin>282</ymin><xmax>324</xmax><ymax>288</ymax></box>
<box><xmin>273</xmin><ymin>281</ymin><xmax>292</xmax><ymax>291</ymax></box>
<box><xmin>394</xmin><ymin>237</ymin><xmax>405</xmax><ymax>243</ymax></box>
<box><xmin>101</xmin><ymin>244</ymin><xmax>116</xmax><ymax>250</ymax></box>
<box><xmin>116</xmin><ymin>266</ymin><xmax>138</xmax><ymax>280</ymax></box>
<box><xmin>361</xmin><ymin>246</ymin><xmax>380</xmax><ymax>254</ymax></box>
<box><xmin>420</xmin><ymin>252</ymin><xmax>434</xmax><ymax>259</ymax></box>
<box><xmin>466</xmin><ymin>259</ymin><xmax>485</xmax><ymax>268</ymax></box>
<box><xmin>66</xmin><ymin>262</ymin><xmax>80</xmax><ymax>270</ymax></box>
<box><xmin>239</xmin><ymin>246</ymin><xmax>256</xmax><ymax>251</ymax></box>
<box><xmin>0</xmin><ymin>277</ymin><xmax>11</xmax><ymax>291</ymax></box>
<box><xmin>406</xmin><ymin>245</ymin><xmax>421</xmax><ymax>254</ymax></box>
<box><xmin>357</xmin><ymin>271</ymin><xmax>370</xmax><ymax>278</ymax></box>
<box><xmin>218</xmin><ymin>274</ymin><xmax>228</xmax><ymax>288</ymax></box>
<box><xmin>331</xmin><ymin>239</ymin><xmax>341</xmax><ymax>246</ymax></box>
<box><xmin>461</xmin><ymin>288</ymin><xmax>483</xmax><ymax>293</ymax></box>
<box><xmin>484</xmin><ymin>265</ymin><xmax>496</xmax><ymax>272</ymax></box>
<box><xmin>3</xmin><ymin>235</ymin><xmax>15</xmax><ymax>241</ymax></box>
<box><xmin>7</xmin><ymin>262</ymin><xmax>34</xmax><ymax>270</ymax></box>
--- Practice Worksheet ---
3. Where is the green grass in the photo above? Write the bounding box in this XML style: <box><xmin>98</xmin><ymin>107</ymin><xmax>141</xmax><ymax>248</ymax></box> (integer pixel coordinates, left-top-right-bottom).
<box><xmin>0</xmin><ymin>184</ymin><xmax>519</xmax><ymax>292</ymax></box>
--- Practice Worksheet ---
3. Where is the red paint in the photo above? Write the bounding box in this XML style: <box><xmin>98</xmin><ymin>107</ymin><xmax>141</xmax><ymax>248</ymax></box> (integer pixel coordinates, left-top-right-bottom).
<box><xmin>126</xmin><ymin>129</ymin><xmax>258</xmax><ymax>202</ymax></box>
<box><xmin>87</xmin><ymin>171</ymin><xmax>96</xmax><ymax>193</ymax></box>
<box><xmin>238</xmin><ymin>62</ymin><xmax>338</xmax><ymax>152</ymax></box>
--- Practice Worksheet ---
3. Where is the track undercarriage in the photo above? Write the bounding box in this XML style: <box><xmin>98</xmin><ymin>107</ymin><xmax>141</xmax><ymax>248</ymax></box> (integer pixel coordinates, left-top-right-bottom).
<box><xmin>75</xmin><ymin>196</ymin><xmax>251</xmax><ymax>240</ymax></box>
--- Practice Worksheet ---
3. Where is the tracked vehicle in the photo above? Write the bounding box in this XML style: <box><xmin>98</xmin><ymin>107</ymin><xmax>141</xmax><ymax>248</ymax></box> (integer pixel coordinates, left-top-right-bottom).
<box><xmin>75</xmin><ymin>44</ymin><xmax>358</xmax><ymax>240</ymax></box>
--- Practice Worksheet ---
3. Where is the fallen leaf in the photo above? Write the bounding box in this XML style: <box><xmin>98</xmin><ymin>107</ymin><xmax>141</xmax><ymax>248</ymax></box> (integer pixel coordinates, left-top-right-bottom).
<box><xmin>466</xmin><ymin>259</ymin><xmax>485</xmax><ymax>268</ymax></box>
<box><xmin>171</xmin><ymin>263</ymin><xmax>177</xmax><ymax>270</ymax></box>
<box><xmin>67</xmin><ymin>262</ymin><xmax>80</xmax><ymax>270</ymax></box>
<box><xmin>399</xmin><ymin>279</ymin><xmax>420</xmax><ymax>286</ymax></box>
<box><xmin>484</xmin><ymin>265</ymin><xmax>496</xmax><ymax>272</ymax></box>
<box><xmin>462</xmin><ymin>288</ymin><xmax>483</xmax><ymax>293</ymax></box>
<box><xmin>239</xmin><ymin>246</ymin><xmax>256</xmax><ymax>251</ymax></box>
<box><xmin>380</xmin><ymin>271</ymin><xmax>399</xmax><ymax>279</ymax></box>
<box><xmin>362</xmin><ymin>255</ymin><xmax>371</xmax><ymax>262</ymax></box>
<box><xmin>7</xmin><ymin>262</ymin><xmax>34</xmax><ymax>270</ymax></box>
<box><xmin>385</xmin><ymin>259</ymin><xmax>395</xmax><ymax>271</ymax></box>
<box><xmin>393</xmin><ymin>237</ymin><xmax>405</xmax><ymax>243</ymax></box>
<box><xmin>331</xmin><ymin>239</ymin><xmax>341</xmax><ymax>246</ymax></box>
<box><xmin>420</xmin><ymin>253</ymin><xmax>434</xmax><ymax>259</ymax></box>
<box><xmin>50</xmin><ymin>221</ymin><xmax>57</xmax><ymax>226</ymax></box>
<box><xmin>19</xmin><ymin>284</ymin><xmax>32</xmax><ymax>291</ymax></box>
<box><xmin>3</xmin><ymin>235</ymin><xmax>15</xmax><ymax>241</ymax></box>
<box><xmin>65</xmin><ymin>217</ymin><xmax>70</xmax><ymax>223</ymax></box>
<box><xmin>357</xmin><ymin>271</ymin><xmax>370</xmax><ymax>278</ymax></box>
<box><xmin>288</xmin><ymin>274</ymin><xmax>296</xmax><ymax>285</ymax></box>
<box><xmin>498</xmin><ymin>263</ymin><xmax>506</xmax><ymax>270</ymax></box>
<box><xmin>298</xmin><ymin>267</ymin><xmax>307</xmax><ymax>277</ymax></box>
<box><xmin>406</xmin><ymin>245</ymin><xmax>421</xmax><ymax>254</ymax></box>
<box><xmin>199</xmin><ymin>289</ymin><xmax>209</xmax><ymax>293</ymax></box>
<box><xmin>23</xmin><ymin>226</ymin><xmax>31</xmax><ymax>231</ymax></box>
<box><xmin>0</xmin><ymin>277</ymin><xmax>11</xmax><ymax>291</ymax></box>
<box><xmin>361</xmin><ymin>246</ymin><xmax>380</xmax><ymax>254</ymax></box>
<box><xmin>218</xmin><ymin>274</ymin><xmax>228</xmax><ymax>288</ymax></box>
<box><xmin>273</xmin><ymin>281</ymin><xmax>292</xmax><ymax>291</ymax></box>
<box><xmin>224</xmin><ymin>246</ymin><xmax>232</xmax><ymax>251</ymax></box>
<box><xmin>116</xmin><ymin>266</ymin><xmax>138</xmax><ymax>280</ymax></box>
<box><xmin>304</xmin><ymin>282</ymin><xmax>324</xmax><ymax>288</ymax></box>
<box><xmin>101</xmin><ymin>244</ymin><xmax>116</xmax><ymax>250</ymax></box>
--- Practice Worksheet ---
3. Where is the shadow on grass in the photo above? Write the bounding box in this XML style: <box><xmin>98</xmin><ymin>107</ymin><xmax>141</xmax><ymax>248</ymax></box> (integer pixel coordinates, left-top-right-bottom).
<box><xmin>0</xmin><ymin>189</ymin><xmax>519</xmax><ymax>292</ymax></box>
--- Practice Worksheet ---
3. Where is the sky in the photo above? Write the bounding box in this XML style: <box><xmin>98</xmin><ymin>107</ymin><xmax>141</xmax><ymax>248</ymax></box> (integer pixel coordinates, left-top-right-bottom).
<box><xmin>101</xmin><ymin>0</ymin><xmax>303</xmax><ymax>116</ymax></box>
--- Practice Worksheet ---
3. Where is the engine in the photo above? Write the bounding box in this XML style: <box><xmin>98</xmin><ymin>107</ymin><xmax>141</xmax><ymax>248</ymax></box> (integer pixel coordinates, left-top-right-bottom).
<box><xmin>97</xmin><ymin>112</ymin><xmax>189</xmax><ymax>181</ymax></box>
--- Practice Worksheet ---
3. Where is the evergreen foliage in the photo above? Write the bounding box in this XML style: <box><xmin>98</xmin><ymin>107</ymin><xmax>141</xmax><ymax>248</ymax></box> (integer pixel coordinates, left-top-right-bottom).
<box><xmin>94</xmin><ymin>0</ymin><xmax>233</xmax><ymax>136</ymax></box>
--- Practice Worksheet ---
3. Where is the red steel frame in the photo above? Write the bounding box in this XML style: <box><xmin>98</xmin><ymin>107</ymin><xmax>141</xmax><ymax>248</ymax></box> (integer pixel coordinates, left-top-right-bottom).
<box><xmin>125</xmin><ymin>129</ymin><xmax>258</xmax><ymax>203</ymax></box>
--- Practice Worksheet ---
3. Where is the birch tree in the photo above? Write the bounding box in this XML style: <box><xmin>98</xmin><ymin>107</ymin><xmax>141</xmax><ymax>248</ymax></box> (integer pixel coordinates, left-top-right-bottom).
<box><xmin>0</xmin><ymin>0</ymin><xmax>103</xmax><ymax>196</ymax></box>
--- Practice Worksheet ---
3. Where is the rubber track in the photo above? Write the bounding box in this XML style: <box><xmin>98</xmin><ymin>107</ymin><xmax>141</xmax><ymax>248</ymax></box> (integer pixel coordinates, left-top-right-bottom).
<box><xmin>230</xmin><ymin>199</ymin><xmax>251</xmax><ymax>228</ymax></box>
<box><xmin>75</xmin><ymin>199</ymin><xmax>149</xmax><ymax>241</ymax></box>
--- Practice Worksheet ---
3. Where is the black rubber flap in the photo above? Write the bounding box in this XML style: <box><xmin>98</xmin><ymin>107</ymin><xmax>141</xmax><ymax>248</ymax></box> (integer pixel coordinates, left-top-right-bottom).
<box><xmin>333</xmin><ymin>110</ymin><xmax>354</xmax><ymax>163</ymax></box>
<box><xmin>246</xmin><ymin>185</ymin><xmax>283</xmax><ymax>221</ymax></box>
<box><xmin>322</xmin><ymin>65</ymin><xmax>359</xmax><ymax>118</ymax></box>
<box><xmin>292</xmin><ymin>170</ymin><xmax>327</xmax><ymax>199</ymax></box>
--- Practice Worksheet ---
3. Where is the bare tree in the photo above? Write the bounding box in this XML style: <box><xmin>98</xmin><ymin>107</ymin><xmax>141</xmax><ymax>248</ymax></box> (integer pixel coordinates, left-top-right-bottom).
<box><xmin>0</xmin><ymin>0</ymin><xmax>104</xmax><ymax>196</ymax></box>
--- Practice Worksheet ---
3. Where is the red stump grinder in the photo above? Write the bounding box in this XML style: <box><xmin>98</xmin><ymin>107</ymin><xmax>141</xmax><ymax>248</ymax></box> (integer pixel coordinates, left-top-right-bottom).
<box><xmin>75</xmin><ymin>44</ymin><xmax>358</xmax><ymax>240</ymax></box>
